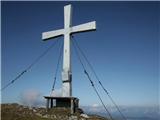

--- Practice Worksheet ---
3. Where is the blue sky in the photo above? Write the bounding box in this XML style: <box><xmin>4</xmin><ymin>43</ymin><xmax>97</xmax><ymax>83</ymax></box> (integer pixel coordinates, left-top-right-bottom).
<box><xmin>1</xmin><ymin>1</ymin><xmax>159</xmax><ymax>107</ymax></box>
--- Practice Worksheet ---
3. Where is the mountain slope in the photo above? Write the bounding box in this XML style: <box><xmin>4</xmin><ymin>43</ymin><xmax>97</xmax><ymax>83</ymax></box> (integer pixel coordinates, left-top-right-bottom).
<box><xmin>1</xmin><ymin>103</ymin><xmax>108</xmax><ymax>120</ymax></box>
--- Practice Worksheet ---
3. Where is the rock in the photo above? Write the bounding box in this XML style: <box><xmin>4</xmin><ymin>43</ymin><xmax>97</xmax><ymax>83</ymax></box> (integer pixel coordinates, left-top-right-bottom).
<box><xmin>80</xmin><ymin>113</ymin><xmax>90</xmax><ymax>119</ymax></box>
<box><xmin>69</xmin><ymin>115</ymin><xmax>78</xmax><ymax>120</ymax></box>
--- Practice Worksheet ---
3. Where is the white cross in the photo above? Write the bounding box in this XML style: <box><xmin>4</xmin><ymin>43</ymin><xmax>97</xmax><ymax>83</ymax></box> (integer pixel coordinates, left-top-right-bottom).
<box><xmin>42</xmin><ymin>4</ymin><xmax>96</xmax><ymax>97</ymax></box>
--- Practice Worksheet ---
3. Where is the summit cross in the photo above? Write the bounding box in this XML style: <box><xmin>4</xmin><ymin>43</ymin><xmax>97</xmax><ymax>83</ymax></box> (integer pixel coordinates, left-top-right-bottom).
<box><xmin>42</xmin><ymin>4</ymin><xmax>96</xmax><ymax>97</ymax></box>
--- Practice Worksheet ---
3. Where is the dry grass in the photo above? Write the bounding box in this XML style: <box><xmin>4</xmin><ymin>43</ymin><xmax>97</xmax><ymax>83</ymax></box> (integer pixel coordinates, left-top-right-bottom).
<box><xmin>1</xmin><ymin>103</ymin><xmax>109</xmax><ymax>120</ymax></box>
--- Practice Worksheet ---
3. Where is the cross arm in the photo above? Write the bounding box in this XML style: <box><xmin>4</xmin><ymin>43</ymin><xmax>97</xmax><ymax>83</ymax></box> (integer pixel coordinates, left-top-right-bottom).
<box><xmin>71</xmin><ymin>21</ymin><xmax>96</xmax><ymax>34</ymax></box>
<box><xmin>42</xmin><ymin>29</ymin><xmax>64</xmax><ymax>41</ymax></box>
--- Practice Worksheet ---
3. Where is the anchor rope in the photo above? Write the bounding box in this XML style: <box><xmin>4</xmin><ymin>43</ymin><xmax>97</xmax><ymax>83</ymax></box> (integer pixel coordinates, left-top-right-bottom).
<box><xmin>72</xmin><ymin>37</ymin><xmax>114</xmax><ymax>120</ymax></box>
<box><xmin>84</xmin><ymin>70</ymin><xmax>114</xmax><ymax>120</ymax></box>
<box><xmin>1</xmin><ymin>40</ymin><xmax>59</xmax><ymax>91</ymax></box>
<box><xmin>72</xmin><ymin>35</ymin><xmax>127</xmax><ymax>120</ymax></box>
<box><xmin>51</xmin><ymin>40</ymin><xmax>63</xmax><ymax>92</ymax></box>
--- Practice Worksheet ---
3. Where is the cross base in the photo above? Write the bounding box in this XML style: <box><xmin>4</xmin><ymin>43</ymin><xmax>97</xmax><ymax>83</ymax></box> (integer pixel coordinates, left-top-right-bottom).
<box><xmin>44</xmin><ymin>96</ymin><xmax>79</xmax><ymax>114</ymax></box>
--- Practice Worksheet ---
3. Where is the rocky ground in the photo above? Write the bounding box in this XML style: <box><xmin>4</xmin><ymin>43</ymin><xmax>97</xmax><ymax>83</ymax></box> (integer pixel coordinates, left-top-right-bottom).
<box><xmin>1</xmin><ymin>103</ymin><xmax>108</xmax><ymax>120</ymax></box>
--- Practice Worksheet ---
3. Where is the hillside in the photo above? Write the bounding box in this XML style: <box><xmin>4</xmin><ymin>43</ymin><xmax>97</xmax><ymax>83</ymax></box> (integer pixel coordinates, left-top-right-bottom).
<box><xmin>1</xmin><ymin>103</ymin><xmax>108</xmax><ymax>120</ymax></box>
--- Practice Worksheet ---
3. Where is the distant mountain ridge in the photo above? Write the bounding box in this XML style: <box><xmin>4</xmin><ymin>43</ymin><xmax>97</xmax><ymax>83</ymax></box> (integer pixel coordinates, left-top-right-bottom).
<box><xmin>82</xmin><ymin>105</ymin><xmax>159</xmax><ymax>120</ymax></box>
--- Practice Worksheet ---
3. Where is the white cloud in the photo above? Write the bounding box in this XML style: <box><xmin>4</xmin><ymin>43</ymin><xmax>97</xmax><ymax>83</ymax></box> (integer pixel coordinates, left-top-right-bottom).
<box><xmin>92</xmin><ymin>103</ymin><xmax>99</xmax><ymax>107</ymax></box>
<box><xmin>19</xmin><ymin>89</ymin><xmax>45</xmax><ymax>107</ymax></box>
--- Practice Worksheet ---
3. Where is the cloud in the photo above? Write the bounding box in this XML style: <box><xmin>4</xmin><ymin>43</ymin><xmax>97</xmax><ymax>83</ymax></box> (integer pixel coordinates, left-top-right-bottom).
<box><xmin>19</xmin><ymin>88</ymin><xmax>63</xmax><ymax>107</ymax></box>
<box><xmin>82</xmin><ymin>104</ymin><xmax>105</xmax><ymax>113</ymax></box>
<box><xmin>92</xmin><ymin>103</ymin><xmax>100</xmax><ymax>107</ymax></box>
<box><xmin>19</xmin><ymin>89</ymin><xmax>45</xmax><ymax>107</ymax></box>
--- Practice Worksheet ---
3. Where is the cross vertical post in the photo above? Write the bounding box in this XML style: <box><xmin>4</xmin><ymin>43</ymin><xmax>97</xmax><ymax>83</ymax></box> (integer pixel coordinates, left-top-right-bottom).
<box><xmin>62</xmin><ymin>5</ymin><xmax>72</xmax><ymax>97</ymax></box>
<box><xmin>42</xmin><ymin>4</ymin><xmax>96</xmax><ymax>98</ymax></box>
